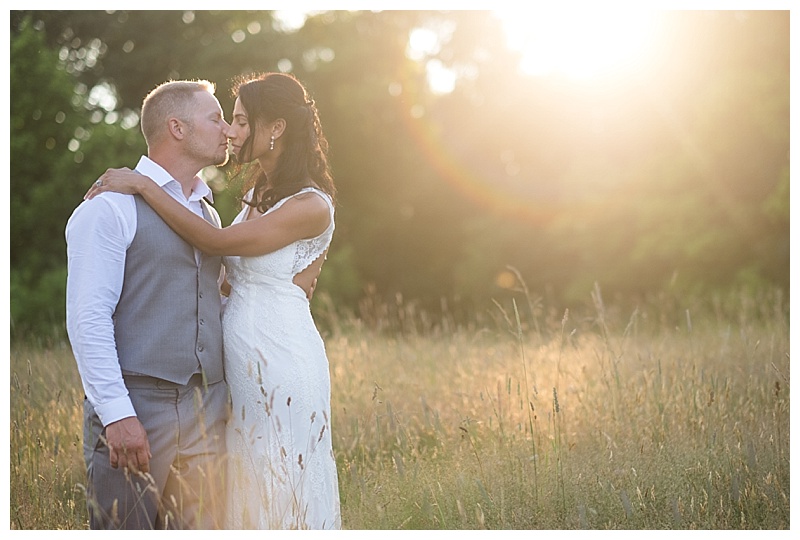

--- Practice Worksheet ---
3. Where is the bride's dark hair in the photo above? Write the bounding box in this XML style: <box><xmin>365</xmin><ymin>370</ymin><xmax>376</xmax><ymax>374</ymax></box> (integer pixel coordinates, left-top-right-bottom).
<box><xmin>232</xmin><ymin>72</ymin><xmax>335</xmax><ymax>213</ymax></box>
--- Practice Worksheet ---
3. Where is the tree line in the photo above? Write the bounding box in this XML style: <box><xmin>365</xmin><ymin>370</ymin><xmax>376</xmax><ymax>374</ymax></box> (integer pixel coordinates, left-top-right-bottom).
<box><xmin>9</xmin><ymin>10</ymin><xmax>789</xmax><ymax>337</ymax></box>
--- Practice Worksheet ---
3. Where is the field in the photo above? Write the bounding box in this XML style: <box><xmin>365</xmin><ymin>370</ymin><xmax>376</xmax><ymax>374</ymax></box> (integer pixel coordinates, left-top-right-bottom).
<box><xmin>9</xmin><ymin>286</ymin><xmax>790</xmax><ymax>529</ymax></box>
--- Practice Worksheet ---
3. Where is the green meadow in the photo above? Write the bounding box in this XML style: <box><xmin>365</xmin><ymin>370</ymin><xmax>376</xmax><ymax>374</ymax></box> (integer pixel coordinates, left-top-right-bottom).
<box><xmin>10</xmin><ymin>287</ymin><xmax>790</xmax><ymax>529</ymax></box>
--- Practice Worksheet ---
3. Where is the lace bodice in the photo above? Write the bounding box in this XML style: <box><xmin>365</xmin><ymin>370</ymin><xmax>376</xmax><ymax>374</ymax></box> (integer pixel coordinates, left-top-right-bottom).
<box><xmin>225</xmin><ymin>187</ymin><xmax>335</xmax><ymax>288</ymax></box>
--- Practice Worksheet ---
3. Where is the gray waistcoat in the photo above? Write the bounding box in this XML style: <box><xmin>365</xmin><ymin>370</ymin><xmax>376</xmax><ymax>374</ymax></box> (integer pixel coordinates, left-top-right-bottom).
<box><xmin>114</xmin><ymin>195</ymin><xmax>224</xmax><ymax>385</ymax></box>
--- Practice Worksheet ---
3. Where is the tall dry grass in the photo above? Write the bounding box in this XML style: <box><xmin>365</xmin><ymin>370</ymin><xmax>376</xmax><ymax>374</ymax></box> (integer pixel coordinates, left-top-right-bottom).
<box><xmin>9</xmin><ymin>286</ymin><xmax>790</xmax><ymax>529</ymax></box>
<box><xmin>9</xmin><ymin>341</ymin><xmax>86</xmax><ymax>529</ymax></box>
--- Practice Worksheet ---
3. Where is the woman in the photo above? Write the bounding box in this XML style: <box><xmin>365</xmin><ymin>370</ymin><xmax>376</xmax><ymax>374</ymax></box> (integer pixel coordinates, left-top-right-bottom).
<box><xmin>87</xmin><ymin>72</ymin><xmax>341</xmax><ymax>529</ymax></box>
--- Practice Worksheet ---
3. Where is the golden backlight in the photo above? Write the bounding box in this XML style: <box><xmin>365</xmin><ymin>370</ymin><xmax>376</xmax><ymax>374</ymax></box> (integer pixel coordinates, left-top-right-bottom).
<box><xmin>494</xmin><ymin>8</ymin><xmax>657</xmax><ymax>79</ymax></box>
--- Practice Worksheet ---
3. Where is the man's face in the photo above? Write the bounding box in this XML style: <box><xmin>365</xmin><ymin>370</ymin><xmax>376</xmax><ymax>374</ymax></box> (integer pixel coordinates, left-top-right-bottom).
<box><xmin>184</xmin><ymin>91</ymin><xmax>231</xmax><ymax>168</ymax></box>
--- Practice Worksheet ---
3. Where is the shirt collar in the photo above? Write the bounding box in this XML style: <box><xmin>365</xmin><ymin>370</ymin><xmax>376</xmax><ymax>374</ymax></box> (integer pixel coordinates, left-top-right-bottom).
<box><xmin>190</xmin><ymin>175</ymin><xmax>214</xmax><ymax>204</ymax></box>
<box><xmin>134</xmin><ymin>156</ymin><xmax>214</xmax><ymax>204</ymax></box>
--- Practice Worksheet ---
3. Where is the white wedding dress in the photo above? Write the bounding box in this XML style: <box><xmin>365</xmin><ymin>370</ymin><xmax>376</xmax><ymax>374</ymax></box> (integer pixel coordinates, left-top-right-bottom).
<box><xmin>222</xmin><ymin>187</ymin><xmax>341</xmax><ymax>529</ymax></box>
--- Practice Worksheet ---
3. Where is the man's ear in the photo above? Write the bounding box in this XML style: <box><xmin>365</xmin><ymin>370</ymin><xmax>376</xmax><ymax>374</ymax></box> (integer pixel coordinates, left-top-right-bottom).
<box><xmin>167</xmin><ymin>117</ymin><xmax>186</xmax><ymax>140</ymax></box>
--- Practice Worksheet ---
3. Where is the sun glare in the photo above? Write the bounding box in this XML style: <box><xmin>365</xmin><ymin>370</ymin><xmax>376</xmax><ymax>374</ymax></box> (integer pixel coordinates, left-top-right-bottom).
<box><xmin>494</xmin><ymin>8</ymin><xmax>657</xmax><ymax>80</ymax></box>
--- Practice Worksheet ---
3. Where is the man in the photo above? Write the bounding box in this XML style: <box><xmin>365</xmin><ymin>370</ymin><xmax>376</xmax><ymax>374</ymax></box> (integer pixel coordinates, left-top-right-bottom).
<box><xmin>66</xmin><ymin>80</ymin><xmax>231</xmax><ymax>529</ymax></box>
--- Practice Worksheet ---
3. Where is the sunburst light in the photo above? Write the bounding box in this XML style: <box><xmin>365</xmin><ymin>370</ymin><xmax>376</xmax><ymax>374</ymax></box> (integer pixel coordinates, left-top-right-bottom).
<box><xmin>494</xmin><ymin>7</ymin><xmax>658</xmax><ymax>80</ymax></box>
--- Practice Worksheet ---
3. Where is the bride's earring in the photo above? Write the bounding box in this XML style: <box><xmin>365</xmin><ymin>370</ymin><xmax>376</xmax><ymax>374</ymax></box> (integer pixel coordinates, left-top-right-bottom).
<box><xmin>270</xmin><ymin>135</ymin><xmax>275</xmax><ymax>151</ymax></box>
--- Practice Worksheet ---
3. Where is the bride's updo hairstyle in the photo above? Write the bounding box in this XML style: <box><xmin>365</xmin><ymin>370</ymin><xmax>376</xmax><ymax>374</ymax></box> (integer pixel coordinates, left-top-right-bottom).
<box><xmin>233</xmin><ymin>72</ymin><xmax>335</xmax><ymax>213</ymax></box>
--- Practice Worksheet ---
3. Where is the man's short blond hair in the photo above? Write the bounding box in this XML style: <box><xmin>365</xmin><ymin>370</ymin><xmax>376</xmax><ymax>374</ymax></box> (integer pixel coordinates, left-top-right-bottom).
<box><xmin>140</xmin><ymin>80</ymin><xmax>216</xmax><ymax>147</ymax></box>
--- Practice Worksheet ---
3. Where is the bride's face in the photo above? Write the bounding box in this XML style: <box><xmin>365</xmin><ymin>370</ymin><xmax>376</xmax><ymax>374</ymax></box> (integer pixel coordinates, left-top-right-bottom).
<box><xmin>228</xmin><ymin>96</ymin><xmax>284</xmax><ymax>164</ymax></box>
<box><xmin>228</xmin><ymin>97</ymin><xmax>253</xmax><ymax>161</ymax></box>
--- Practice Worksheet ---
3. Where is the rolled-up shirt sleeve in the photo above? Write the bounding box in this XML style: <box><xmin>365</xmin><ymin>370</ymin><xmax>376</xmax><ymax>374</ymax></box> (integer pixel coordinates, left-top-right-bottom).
<box><xmin>66</xmin><ymin>194</ymin><xmax>137</xmax><ymax>426</ymax></box>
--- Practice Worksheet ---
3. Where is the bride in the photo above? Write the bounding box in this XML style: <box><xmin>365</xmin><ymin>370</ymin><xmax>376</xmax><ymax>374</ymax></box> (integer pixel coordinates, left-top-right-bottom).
<box><xmin>88</xmin><ymin>72</ymin><xmax>341</xmax><ymax>529</ymax></box>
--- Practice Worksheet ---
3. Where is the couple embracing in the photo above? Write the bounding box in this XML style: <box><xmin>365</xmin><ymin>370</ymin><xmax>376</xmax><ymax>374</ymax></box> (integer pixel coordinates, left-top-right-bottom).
<box><xmin>66</xmin><ymin>73</ymin><xmax>341</xmax><ymax>529</ymax></box>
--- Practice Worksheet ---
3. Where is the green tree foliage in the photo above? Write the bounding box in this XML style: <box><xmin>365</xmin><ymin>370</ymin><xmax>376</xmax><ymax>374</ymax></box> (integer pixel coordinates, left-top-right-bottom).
<box><xmin>10</xmin><ymin>16</ymin><xmax>144</xmax><ymax>336</ymax></box>
<box><xmin>428</xmin><ymin>10</ymin><xmax>789</xmax><ymax>302</ymax></box>
<box><xmin>9</xmin><ymin>10</ymin><xmax>789</xmax><ymax>337</ymax></box>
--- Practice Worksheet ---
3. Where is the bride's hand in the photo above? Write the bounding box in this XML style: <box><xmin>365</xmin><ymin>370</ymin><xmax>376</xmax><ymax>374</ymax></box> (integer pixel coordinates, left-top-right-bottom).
<box><xmin>84</xmin><ymin>167</ymin><xmax>147</xmax><ymax>200</ymax></box>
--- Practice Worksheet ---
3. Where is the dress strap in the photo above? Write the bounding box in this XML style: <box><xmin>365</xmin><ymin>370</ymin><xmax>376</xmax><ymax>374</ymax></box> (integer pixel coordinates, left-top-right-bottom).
<box><xmin>269</xmin><ymin>187</ymin><xmax>334</xmax><ymax>221</ymax></box>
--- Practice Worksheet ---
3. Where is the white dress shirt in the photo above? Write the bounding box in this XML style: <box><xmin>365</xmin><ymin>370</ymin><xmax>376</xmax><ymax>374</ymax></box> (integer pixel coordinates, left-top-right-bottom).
<box><xmin>66</xmin><ymin>156</ymin><xmax>216</xmax><ymax>427</ymax></box>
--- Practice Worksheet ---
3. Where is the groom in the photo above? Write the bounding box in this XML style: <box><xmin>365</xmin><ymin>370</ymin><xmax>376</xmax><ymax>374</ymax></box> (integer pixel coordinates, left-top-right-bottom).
<box><xmin>66</xmin><ymin>80</ymin><xmax>231</xmax><ymax>529</ymax></box>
